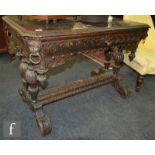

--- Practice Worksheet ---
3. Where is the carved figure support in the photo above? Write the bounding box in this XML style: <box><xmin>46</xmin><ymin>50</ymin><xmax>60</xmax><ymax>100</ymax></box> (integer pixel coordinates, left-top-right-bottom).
<box><xmin>24</xmin><ymin>62</ymin><xmax>52</xmax><ymax>136</ymax></box>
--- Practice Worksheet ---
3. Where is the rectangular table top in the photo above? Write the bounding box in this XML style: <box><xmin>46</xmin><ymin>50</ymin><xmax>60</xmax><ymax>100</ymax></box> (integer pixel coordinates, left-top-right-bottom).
<box><xmin>3</xmin><ymin>16</ymin><xmax>149</xmax><ymax>38</ymax></box>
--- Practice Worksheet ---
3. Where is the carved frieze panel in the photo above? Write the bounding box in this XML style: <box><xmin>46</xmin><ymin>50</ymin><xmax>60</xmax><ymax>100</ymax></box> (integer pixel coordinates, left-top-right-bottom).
<box><xmin>40</xmin><ymin>29</ymin><xmax>148</xmax><ymax>68</ymax></box>
<box><xmin>4</xmin><ymin>20</ymin><xmax>148</xmax><ymax>69</ymax></box>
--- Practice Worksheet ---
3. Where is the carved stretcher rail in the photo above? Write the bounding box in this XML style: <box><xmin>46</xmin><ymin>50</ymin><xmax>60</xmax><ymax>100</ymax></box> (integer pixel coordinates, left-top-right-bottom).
<box><xmin>38</xmin><ymin>71</ymin><xmax>113</xmax><ymax>105</ymax></box>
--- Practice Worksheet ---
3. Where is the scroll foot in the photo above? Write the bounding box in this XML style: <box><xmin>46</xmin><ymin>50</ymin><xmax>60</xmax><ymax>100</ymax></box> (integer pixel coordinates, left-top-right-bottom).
<box><xmin>112</xmin><ymin>76</ymin><xmax>130</xmax><ymax>99</ymax></box>
<box><xmin>34</xmin><ymin>108</ymin><xmax>52</xmax><ymax>136</ymax></box>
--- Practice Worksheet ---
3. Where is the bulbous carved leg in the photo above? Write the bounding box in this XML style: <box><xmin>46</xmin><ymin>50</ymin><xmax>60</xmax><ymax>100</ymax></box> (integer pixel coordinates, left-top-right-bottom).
<box><xmin>25</xmin><ymin>65</ymin><xmax>52</xmax><ymax>136</ymax></box>
<box><xmin>18</xmin><ymin>59</ymin><xmax>29</xmax><ymax>101</ymax></box>
<box><xmin>25</xmin><ymin>65</ymin><xmax>39</xmax><ymax>103</ymax></box>
<box><xmin>37</xmin><ymin>69</ymin><xmax>48</xmax><ymax>89</ymax></box>
<box><xmin>34</xmin><ymin>106</ymin><xmax>52</xmax><ymax>136</ymax></box>
<box><xmin>113</xmin><ymin>48</ymin><xmax>124</xmax><ymax>75</ymax></box>
<box><xmin>16</xmin><ymin>40</ymin><xmax>52</xmax><ymax>136</ymax></box>
<box><xmin>112</xmin><ymin>48</ymin><xmax>129</xmax><ymax>98</ymax></box>
<box><xmin>136</xmin><ymin>74</ymin><xmax>144</xmax><ymax>92</ymax></box>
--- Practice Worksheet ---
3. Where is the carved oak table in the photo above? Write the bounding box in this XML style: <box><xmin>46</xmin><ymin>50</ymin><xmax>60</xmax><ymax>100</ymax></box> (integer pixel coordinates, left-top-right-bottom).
<box><xmin>3</xmin><ymin>16</ymin><xmax>149</xmax><ymax>136</ymax></box>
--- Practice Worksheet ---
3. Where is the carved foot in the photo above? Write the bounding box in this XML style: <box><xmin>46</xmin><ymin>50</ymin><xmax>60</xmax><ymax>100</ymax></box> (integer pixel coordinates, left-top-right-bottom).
<box><xmin>34</xmin><ymin>108</ymin><xmax>52</xmax><ymax>136</ymax></box>
<box><xmin>112</xmin><ymin>76</ymin><xmax>130</xmax><ymax>99</ymax></box>
<box><xmin>36</xmin><ymin>115</ymin><xmax>52</xmax><ymax>136</ymax></box>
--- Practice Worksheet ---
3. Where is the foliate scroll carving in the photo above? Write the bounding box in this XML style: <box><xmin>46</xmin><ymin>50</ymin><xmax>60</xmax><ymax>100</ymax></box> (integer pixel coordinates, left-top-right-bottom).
<box><xmin>47</xmin><ymin>38</ymin><xmax>107</xmax><ymax>55</ymax></box>
<box><xmin>45</xmin><ymin>31</ymin><xmax>147</xmax><ymax>56</ymax></box>
<box><xmin>41</xmin><ymin>29</ymin><xmax>148</xmax><ymax>68</ymax></box>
